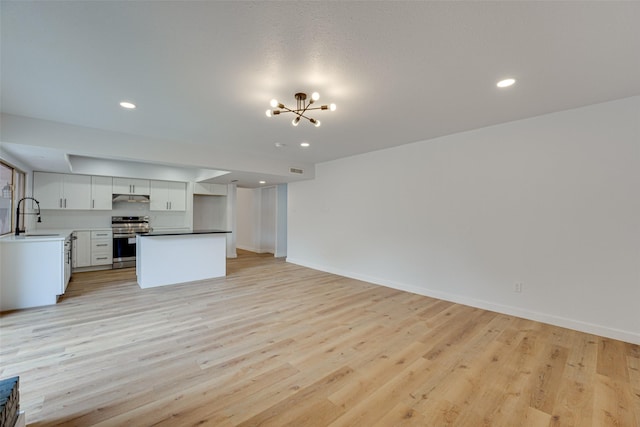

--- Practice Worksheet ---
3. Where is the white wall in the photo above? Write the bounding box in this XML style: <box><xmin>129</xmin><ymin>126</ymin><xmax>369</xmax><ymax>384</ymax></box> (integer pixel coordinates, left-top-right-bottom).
<box><xmin>260</xmin><ymin>186</ymin><xmax>276</xmax><ymax>254</ymax></box>
<box><xmin>236</xmin><ymin>187</ymin><xmax>258</xmax><ymax>252</ymax></box>
<box><xmin>236</xmin><ymin>185</ymin><xmax>287</xmax><ymax>256</ymax></box>
<box><xmin>288</xmin><ymin>96</ymin><xmax>640</xmax><ymax>344</ymax></box>
<box><xmin>193</xmin><ymin>195</ymin><xmax>227</xmax><ymax>230</ymax></box>
<box><xmin>225</xmin><ymin>184</ymin><xmax>237</xmax><ymax>258</ymax></box>
<box><xmin>275</xmin><ymin>184</ymin><xmax>287</xmax><ymax>258</ymax></box>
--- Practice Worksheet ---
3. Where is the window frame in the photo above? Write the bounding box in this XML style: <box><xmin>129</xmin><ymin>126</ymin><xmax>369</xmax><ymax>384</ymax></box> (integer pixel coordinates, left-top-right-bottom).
<box><xmin>0</xmin><ymin>160</ymin><xmax>26</xmax><ymax>236</ymax></box>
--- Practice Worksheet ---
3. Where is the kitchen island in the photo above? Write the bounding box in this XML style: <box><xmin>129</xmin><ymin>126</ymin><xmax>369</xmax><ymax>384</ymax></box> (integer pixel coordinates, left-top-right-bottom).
<box><xmin>0</xmin><ymin>230</ymin><xmax>73</xmax><ymax>311</ymax></box>
<box><xmin>136</xmin><ymin>229</ymin><xmax>231</xmax><ymax>288</ymax></box>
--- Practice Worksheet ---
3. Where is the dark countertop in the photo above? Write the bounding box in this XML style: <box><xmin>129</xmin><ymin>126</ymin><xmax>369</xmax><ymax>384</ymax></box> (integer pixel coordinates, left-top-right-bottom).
<box><xmin>138</xmin><ymin>229</ymin><xmax>231</xmax><ymax>237</ymax></box>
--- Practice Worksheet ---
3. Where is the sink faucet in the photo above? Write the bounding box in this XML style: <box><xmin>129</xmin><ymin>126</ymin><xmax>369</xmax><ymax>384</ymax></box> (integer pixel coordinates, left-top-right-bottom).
<box><xmin>15</xmin><ymin>197</ymin><xmax>42</xmax><ymax>236</ymax></box>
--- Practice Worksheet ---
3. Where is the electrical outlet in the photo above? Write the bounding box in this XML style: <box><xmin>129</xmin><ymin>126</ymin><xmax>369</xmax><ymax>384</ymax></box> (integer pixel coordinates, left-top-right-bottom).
<box><xmin>514</xmin><ymin>282</ymin><xmax>523</xmax><ymax>293</ymax></box>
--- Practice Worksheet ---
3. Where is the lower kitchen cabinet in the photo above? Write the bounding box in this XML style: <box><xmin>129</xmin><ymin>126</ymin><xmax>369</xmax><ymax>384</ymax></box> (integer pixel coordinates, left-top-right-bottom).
<box><xmin>73</xmin><ymin>231</ymin><xmax>92</xmax><ymax>268</ymax></box>
<box><xmin>0</xmin><ymin>234</ymin><xmax>71</xmax><ymax>311</ymax></box>
<box><xmin>91</xmin><ymin>230</ymin><xmax>113</xmax><ymax>265</ymax></box>
<box><xmin>73</xmin><ymin>230</ymin><xmax>113</xmax><ymax>269</ymax></box>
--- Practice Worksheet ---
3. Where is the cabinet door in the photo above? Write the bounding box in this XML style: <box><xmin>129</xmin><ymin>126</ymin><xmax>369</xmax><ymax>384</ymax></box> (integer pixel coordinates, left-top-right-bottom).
<box><xmin>62</xmin><ymin>174</ymin><xmax>91</xmax><ymax>209</ymax></box>
<box><xmin>113</xmin><ymin>178</ymin><xmax>150</xmax><ymax>195</ymax></box>
<box><xmin>130</xmin><ymin>179</ymin><xmax>150</xmax><ymax>195</ymax></box>
<box><xmin>150</xmin><ymin>181</ymin><xmax>186</xmax><ymax>211</ymax></box>
<box><xmin>33</xmin><ymin>172</ymin><xmax>64</xmax><ymax>209</ymax></box>
<box><xmin>167</xmin><ymin>181</ymin><xmax>186</xmax><ymax>211</ymax></box>
<box><xmin>112</xmin><ymin>178</ymin><xmax>131</xmax><ymax>194</ymax></box>
<box><xmin>91</xmin><ymin>176</ymin><xmax>113</xmax><ymax>210</ymax></box>
<box><xmin>149</xmin><ymin>180</ymin><xmax>169</xmax><ymax>211</ymax></box>
<box><xmin>73</xmin><ymin>231</ymin><xmax>92</xmax><ymax>268</ymax></box>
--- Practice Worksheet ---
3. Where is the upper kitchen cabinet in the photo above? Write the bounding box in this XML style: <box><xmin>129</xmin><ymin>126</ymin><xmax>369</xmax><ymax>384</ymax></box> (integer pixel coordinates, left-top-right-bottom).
<box><xmin>34</xmin><ymin>172</ymin><xmax>91</xmax><ymax>210</ymax></box>
<box><xmin>193</xmin><ymin>183</ymin><xmax>227</xmax><ymax>196</ymax></box>
<box><xmin>113</xmin><ymin>178</ymin><xmax>150</xmax><ymax>195</ymax></box>
<box><xmin>150</xmin><ymin>180</ymin><xmax>186</xmax><ymax>211</ymax></box>
<box><xmin>91</xmin><ymin>176</ymin><xmax>112</xmax><ymax>210</ymax></box>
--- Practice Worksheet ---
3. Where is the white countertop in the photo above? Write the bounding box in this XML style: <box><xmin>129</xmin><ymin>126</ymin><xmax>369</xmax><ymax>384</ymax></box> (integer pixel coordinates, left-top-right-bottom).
<box><xmin>0</xmin><ymin>229</ymin><xmax>74</xmax><ymax>243</ymax></box>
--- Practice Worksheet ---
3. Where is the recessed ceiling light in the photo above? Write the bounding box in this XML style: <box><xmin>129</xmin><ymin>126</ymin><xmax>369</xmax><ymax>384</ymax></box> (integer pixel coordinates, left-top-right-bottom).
<box><xmin>274</xmin><ymin>142</ymin><xmax>287</xmax><ymax>148</ymax></box>
<box><xmin>300</xmin><ymin>142</ymin><xmax>310</xmax><ymax>148</ymax></box>
<box><xmin>496</xmin><ymin>78</ymin><xmax>516</xmax><ymax>88</ymax></box>
<box><xmin>259</xmin><ymin>180</ymin><xmax>266</xmax><ymax>184</ymax></box>
<box><xmin>119</xmin><ymin>101</ymin><xmax>136</xmax><ymax>109</ymax></box>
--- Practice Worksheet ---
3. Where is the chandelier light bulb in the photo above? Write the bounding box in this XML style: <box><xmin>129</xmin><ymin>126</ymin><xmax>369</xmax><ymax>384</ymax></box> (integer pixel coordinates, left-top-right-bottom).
<box><xmin>314</xmin><ymin>120</ymin><xmax>321</xmax><ymax>127</ymax></box>
<box><xmin>497</xmin><ymin>78</ymin><xmax>516</xmax><ymax>88</ymax></box>
<box><xmin>311</xmin><ymin>92</ymin><xmax>320</xmax><ymax>101</ymax></box>
<box><xmin>270</xmin><ymin>99</ymin><xmax>279</xmax><ymax>108</ymax></box>
<box><xmin>119</xmin><ymin>101</ymin><xmax>136</xmax><ymax>109</ymax></box>
<box><xmin>292</xmin><ymin>116</ymin><xmax>300</xmax><ymax>126</ymax></box>
<box><xmin>265</xmin><ymin>109</ymin><xmax>272</xmax><ymax>117</ymax></box>
<box><xmin>329</xmin><ymin>103</ymin><xmax>337</xmax><ymax>111</ymax></box>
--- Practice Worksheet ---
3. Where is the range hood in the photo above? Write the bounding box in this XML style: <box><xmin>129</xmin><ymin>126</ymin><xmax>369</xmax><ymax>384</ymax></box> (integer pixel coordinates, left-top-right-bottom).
<box><xmin>112</xmin><ymin>194</ymin><xmax>150</xmax><ymax>203</ymax></box>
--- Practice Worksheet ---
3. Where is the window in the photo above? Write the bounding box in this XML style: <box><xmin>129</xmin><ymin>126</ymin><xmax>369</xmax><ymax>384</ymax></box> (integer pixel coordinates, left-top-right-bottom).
<box><xmin>0</xmin><ymin>161</ymin><xmax>26</xmax><ymax>235</ymax></box>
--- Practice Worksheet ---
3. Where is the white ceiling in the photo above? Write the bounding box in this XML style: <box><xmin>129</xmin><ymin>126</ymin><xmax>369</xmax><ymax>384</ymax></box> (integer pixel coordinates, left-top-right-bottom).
<box><xmin>1</xmin><ymin>1</ymin><xmax>639</xmax><ymax>187</ymax></box>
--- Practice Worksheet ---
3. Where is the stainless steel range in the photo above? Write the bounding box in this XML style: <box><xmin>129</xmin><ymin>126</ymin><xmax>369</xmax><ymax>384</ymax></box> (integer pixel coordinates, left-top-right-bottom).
<box><xmin>111</xmin><ymin>216</ymin><xmax>150</xmax><ymax>268</ymax></box>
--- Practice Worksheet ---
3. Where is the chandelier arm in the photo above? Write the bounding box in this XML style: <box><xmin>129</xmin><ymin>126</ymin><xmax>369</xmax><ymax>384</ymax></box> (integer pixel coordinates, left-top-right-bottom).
<box><xmin>276</xmin><ymin>106</ymin><xmax>299</xmax><ymax>115</ymax></box>
<box><xmin>296</xmin><ymin>112</ymin><xmax>317</xmax><ymax>122</ymax></box>
<box><xmin>301</xmin><ymin>106</ymin><xmax>327</xmax><ymax>112</ymax></box>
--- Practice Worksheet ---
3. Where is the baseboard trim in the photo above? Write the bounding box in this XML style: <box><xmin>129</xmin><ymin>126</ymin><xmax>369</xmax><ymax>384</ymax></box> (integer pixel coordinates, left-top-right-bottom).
<box><xmin>286</xmin><ymin>257</ymin><xmax>640</xmax><ymax>345</ymax></box>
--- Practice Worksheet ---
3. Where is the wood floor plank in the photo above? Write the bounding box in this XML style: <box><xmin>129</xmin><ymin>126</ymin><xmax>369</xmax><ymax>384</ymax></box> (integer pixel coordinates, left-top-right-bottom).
<box><xmin>1</xmin><ymin>249</ymin><xmax>638</xmax><ymax>426</ymax></box>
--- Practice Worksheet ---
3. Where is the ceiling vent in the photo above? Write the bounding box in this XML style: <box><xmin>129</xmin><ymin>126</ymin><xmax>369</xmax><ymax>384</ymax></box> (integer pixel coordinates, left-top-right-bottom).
<box><xmin>289</xmin><ymin>167</ymin><xmax>304</xmax><ymax>175</ymax></box>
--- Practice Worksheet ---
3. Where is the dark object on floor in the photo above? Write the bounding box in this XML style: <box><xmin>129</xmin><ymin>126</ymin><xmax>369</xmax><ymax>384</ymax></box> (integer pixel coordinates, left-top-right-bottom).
<box><xmin>0</xmin><ymin>376</ymin><xmax>19</xmax><ymax>427</ymax></box>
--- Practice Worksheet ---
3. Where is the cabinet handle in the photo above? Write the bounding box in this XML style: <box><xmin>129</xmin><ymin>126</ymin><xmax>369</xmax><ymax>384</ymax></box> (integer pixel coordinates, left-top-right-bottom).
<box><xmin>64</xmin><ymin>198</ymin><xmax>67</xmax><ymax>208</ymax></box>
<box><xmin>59</xmin><ymin>198</ymin><xmax>63</xmax><ymax>208</ymax></box>
<box><xmin>96</xmin><ymin>233</ymin><xmax>108</xmax><ymax>236</ymax></box>
<box><xmin>92</xmin><ymin>200</ymin><xmax>95</xmax><ymax>208</ymax></box>
<box><xmin>96</xmin><ymin>243</ymin><xmax>108</xmax><ymax>247</ymax></box>
<box><xmin>169</xmin><ymin>201</ymin><xmax>172</xmax><ymax>210</ymax></box>
<box><xmin>96</xmin><ymin>257</ymin><xmax>108</xmax><ymax>260</ymax></box>
<box><xmin>132</xmin><ymin>185</ymin><xmax>135</xmax><ymax>193</ymax></box>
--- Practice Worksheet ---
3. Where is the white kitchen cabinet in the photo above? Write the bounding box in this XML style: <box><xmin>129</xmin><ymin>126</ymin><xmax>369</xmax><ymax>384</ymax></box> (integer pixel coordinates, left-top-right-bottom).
<box><xmin>113</xmin><ymin>178</ymin><xmax>150</xmax><ymax>195</ymax></box>
<box><xmin>150</xmin><ymin>180</ymin><xmax>186</xmax><ymax>211</ymax></box>
<box><xmin>193</xmin><ymin>183</ymin><xmax>227</xmax><ymax>196</ymax></box>
<box><xmin>33</xmin><ymin>172</ymin><xmax>91</xmax><ymax>210</ymax></box>
<box><xmin>0</xmin><ymin>234</ymin><xmax>70</xmax><ymax>310</ymax></box>
<box><xmin>91</xmin><ymin>176</ymin><xmax>113</xmax><ymax>210</ymax></box>
<box><xmin>91</xmin><ymin>230</ymin><xmax>113</xmax><ymax>265</ymax></box>
<box><xmin>72</xmin><ymin>231</ymin><xmax>92</xmax><ymax>268</ymax></box>
<box><xmin>73</xmin><ymin>230</ymin><xmax>112</xmax><ymax>268</ymax></box>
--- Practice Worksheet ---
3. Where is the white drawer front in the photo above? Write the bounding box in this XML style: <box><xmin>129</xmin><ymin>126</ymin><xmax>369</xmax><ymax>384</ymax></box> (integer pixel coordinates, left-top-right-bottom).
<box><xmin>91</xmin><ymin>254</ymin><xmax>113</xmax><ymax>265</ymax></box>
<box><xmin>91</xmin><ymin>231</ymin><xmax>112</xmax><ymax>239</ymax></box>
<box><xmin>92</xmin><ymin>240</ymin><xmax>112</xmax><ymax>252</ymax></box>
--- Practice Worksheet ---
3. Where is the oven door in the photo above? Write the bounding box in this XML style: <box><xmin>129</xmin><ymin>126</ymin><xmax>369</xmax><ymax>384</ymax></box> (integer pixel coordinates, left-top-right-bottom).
<box><xmin>113</xmin><ymin>234</ymin><xmax>137</xmax><ymax>268</ymax></box>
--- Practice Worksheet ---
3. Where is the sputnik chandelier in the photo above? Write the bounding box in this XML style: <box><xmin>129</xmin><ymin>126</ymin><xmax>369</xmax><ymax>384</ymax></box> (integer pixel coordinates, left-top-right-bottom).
<box><xmin>266</xmin><ymin>92</ymin><xmax>336</xmax><ymax>127</ymax></box>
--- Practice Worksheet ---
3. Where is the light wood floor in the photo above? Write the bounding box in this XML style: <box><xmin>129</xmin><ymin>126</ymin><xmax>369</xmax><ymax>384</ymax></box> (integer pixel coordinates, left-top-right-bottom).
<box><xmin>1</xmin><ymin>250</ymin><xmax>638</xmax><ymax>426</ymax></box>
